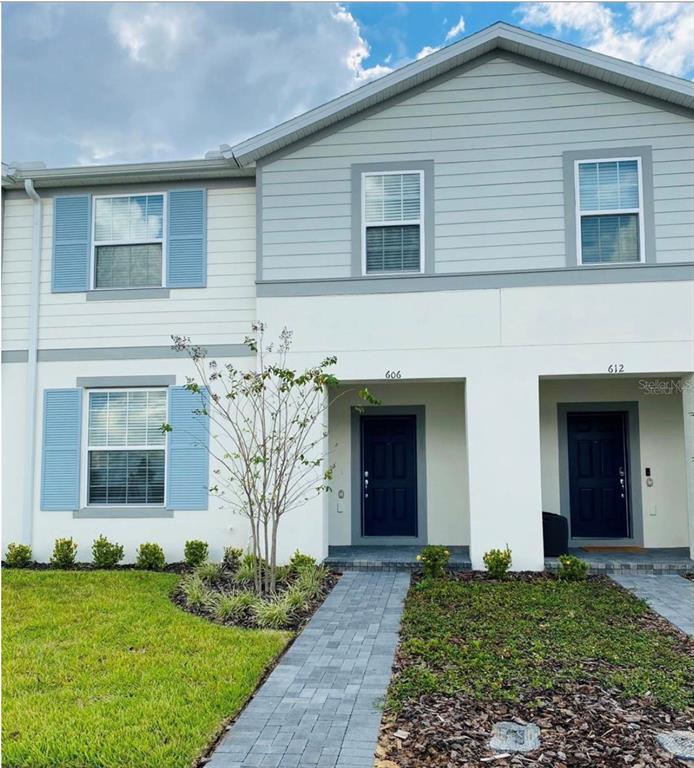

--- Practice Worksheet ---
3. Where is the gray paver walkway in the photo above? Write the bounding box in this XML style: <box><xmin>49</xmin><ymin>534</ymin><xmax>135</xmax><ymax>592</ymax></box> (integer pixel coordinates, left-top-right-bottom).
<box><xmin>611</xmin><ymin>574</ymin><xmax>694</xmax><ymax>636</ymax></box>
<box><xmin>207</xmin><ymin>570</ymin><xmax>410</xmax><ymax>768</ymax></box>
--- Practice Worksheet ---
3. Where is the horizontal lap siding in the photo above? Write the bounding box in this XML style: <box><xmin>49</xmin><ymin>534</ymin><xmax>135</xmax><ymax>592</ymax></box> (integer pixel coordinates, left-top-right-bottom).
<box><xmin>260</xmin><ymin>56</ymin><xmax>694</xmax><ymax>279</ymax></box>
<box><xmin>2</xmin><ymin>187</ymin><xmax>256</xmax><ymax>350</ymax></box>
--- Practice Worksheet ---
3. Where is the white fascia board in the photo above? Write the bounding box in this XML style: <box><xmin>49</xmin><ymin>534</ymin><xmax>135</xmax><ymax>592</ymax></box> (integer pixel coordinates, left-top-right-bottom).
<box><xmin>231</xmin><ymin>22</ymin><xmax>694</xmax><ymax>166</ymax></box>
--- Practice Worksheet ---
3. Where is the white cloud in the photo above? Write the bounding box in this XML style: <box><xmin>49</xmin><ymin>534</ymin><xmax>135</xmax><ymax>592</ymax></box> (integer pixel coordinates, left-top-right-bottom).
<box><xmin>517</xmin><ymin>2</ymin><xmax>694</xmax><ymax>78</ymax></box>
<box><xmin>110</xmin><ymin>4</ymin><xmax>201</xmax><ymax>69</ymax></box>
<box><xmin>445</xmin><ymin>15</ymin><xmax>466</xmax><ymax>42</ymax></box>
<box><xmin>332</xmin><ymin>6</ymin><xmax>394</xmax><ymax>82</ymax></box>
<box><xmin>415</xmin><ymin>45</ymin><xmax>441</xmax><ymax>61</ymax></box>
<box><xmin>3</xmin><ymin>2</ymin><xmax>395</xmax><ymax>165</ymax></box>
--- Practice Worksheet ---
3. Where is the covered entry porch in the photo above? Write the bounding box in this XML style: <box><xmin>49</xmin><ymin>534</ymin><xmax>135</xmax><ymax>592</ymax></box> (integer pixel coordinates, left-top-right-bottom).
<box><xmin>324</xmin><ymin>373</ymin><xmax>693</xmax><ymax>572</ymax></box>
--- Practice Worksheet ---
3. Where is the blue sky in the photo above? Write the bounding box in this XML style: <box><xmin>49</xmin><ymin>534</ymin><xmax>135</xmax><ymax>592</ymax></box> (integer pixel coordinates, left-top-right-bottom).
<box><xmin>3</xmin><ymin>2</ymin><xmax>693</xmax><ymax>167</ymax></box>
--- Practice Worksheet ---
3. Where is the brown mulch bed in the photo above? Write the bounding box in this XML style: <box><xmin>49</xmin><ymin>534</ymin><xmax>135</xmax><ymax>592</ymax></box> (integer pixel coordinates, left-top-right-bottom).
<box><xmin>172</xmin><ymin>569</ymin><xmax>339</xmax><ymax>632</ymax></box>
<box><xmin>378</xmin><ymin>686</ymin><xmax>693</xmax><ymax>768</ymax></box>
<box><xmin>377</xmin><ymin>573</ymin><xmax>694</xmax><ymax>768</ymax></box>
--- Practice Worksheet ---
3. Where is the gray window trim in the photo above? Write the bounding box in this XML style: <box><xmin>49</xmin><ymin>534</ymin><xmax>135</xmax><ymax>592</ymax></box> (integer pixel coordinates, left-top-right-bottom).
<box><xmin>557</xmin><ymin>401</ymin><xmax>643</xmax><ymax>547</ymax></box>
<box><xmin>74</xmin><ymin>507</ymin><xmax>173</xmax><ymax>519</ymax></box>
<box><xmin>350</xmin><ymin>405</ymin><xmax>427</xmax><ymax>545</ymax></box>
<box><xmin>563</xmin><ymin>146</ymin><xmax>655</xmax><ymax>266</ymax></box>
<box><xmin>351</xmin><ymin>161</ymin><xmax>434</xmax><ymax>277</ymax></box>
<box><xmin>76</xmin><ymin>375</ymin><xmax>176</xmax><ymax>388</ymax></box>
<box><xmin>86</xmin><ymin>288</ymin><xmax>170</xmax><ymax>301</ymax></box>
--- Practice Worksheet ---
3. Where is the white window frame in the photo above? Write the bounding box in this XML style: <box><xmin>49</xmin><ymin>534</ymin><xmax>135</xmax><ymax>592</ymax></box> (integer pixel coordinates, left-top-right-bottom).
<box><xmin>81</xmin><ymin>387</ymin><xmax>168</xmax><ymax>508</ymax></box>
<box><xmin>91</xmin><ymin>192</ymin><xmax>168</xmax><ymax>290</ymax></box>
<box><xmin>361</xmin><ymin>170</ymin><xmax>425</xmax><ymax>276</ymax></box>
<box><xmin>574</xmin><ymin>157</ymin><xmax>645</xmax><ymax>266</ymax></box>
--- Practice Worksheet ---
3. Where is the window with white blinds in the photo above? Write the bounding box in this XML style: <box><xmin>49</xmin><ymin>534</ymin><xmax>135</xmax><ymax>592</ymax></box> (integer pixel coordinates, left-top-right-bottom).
<box><xmin>576</xmin><ymin>159</ymin><xmax>643</xmax><ymax>264</ymax></box>
<box><xmin>87</xmin><ymin>390</ymin><xmax>167</xmax><ymax>505</ymax></box>
<box><xmin>93</xmin><ymin>194</ymin><xmax>165</xmax><ymax>288</ymax></box>
<box><xmin>362</xmin><ymin>171</ymin><xmax>423</xmax><ymax>274</ymax></box>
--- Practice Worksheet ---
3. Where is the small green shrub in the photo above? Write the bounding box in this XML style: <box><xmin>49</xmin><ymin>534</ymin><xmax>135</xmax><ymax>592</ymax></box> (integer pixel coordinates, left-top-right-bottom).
<box><xmin>289</xmin><ymin>550</ymin><xmax>317</xmax><ymax>573</ymax></box>
<box><xmin>135</xmin><ymin>542</ymin><xmax>165</xmax><ymax>571</ymax></box>
<box><xmin>91</xmin><ymin>535</ymin><xmax>124</xmax><ymax>568</ymax></box>
<box><xmin>558</xmin><ymin>554</ymin><xmax>589</xmax><ymax>581</ymax></box>
<box><xmin>294</xmin><ymin>565</ymin><xmax>327</xmax><ymax>601</ymax></box>
<box><xmin>184</xmin><ymin>540</ymin><xmax>209</xmax><ymax>567</ymax></box>
<box><xmin>222</xmin><ymin>546</ymin><xmax>244</xmax><ymax>572</ymax></box>
<box><xmin>51</xmin><ymin>538</ymin><xmax>78</xmax><ymax>568</ymax></box>
<box><xmin>416</xmin><ymin>545</ymin><xmax>450</xmax><ymax>579</ymax></box>
<box><xmin>214</xmin><ymin>591</ymin><xmax>259</xmax><ymax>621</ymax></box>
<box><xmin>483</xmin><ymin>546</ymin><xmax>512</xmax><ymax>579</ymax></box>
<box><xmin>254</xmin><ymin>598</ymin><xmax>292</xmax><ymax>629</ymax></box>
<box><xmin>275</xmin><ymin>564</ymin><xmax>292</xmax><ymax>585</ymax></box>
<box><xmin>180</xmin><ymin>574</ymin><xmax>214</xmax><ymax>608</ymax></box>
<box><xmin>196</xmin><ymin>561</ymin><xmax>222</xmax><ymax>582</ymax></box>
<box><xmin>234</xmin><ymin>554</ymin><xmax>266</xmax><ymax>585</ymax></box>
<box><xmin>282</xmin><ymin>585</ymin><xmax>308</xmax><ymax>612</ymax></box>
<box><xmin>5</xmin><ymin>543</ymin><xmax>32</xmax><ymax>568</ymax></box>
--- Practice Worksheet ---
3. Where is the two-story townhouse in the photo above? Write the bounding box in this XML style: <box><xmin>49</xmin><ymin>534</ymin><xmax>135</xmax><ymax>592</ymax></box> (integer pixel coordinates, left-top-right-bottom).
<box><xmin>3</xmin><ymin>23</ymin><xmax>694</xmax><ymax>569</ymax></box>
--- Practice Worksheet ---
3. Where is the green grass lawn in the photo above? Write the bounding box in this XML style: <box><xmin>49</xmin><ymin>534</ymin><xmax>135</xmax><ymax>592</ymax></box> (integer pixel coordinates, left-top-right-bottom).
<box><xmin>389</xmin><ymin>575</ymin><xmax>694</xmax><ymax>712</ymax></box>
<box><xmin>2</xmin><ymin>570</ymin><xmax>290</xmax><ymax>768</ymax></box>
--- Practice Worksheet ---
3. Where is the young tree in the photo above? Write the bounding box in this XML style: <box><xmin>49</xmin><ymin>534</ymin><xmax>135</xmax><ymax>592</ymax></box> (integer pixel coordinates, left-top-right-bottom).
<box><xmin>170</xmin><ymin>324</ymin><xmax>377</xmax><ymax>595</ymax></box>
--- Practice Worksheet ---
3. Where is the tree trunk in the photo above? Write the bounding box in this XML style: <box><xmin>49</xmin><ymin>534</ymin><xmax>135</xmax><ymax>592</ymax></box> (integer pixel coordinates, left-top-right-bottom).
<box><xmin>263</xmin><ymin>516</ymin><xmax>270</xmax><ymax>594</ymax></box>
<box><xmin>270</xmin><ymin>514</ymin><xmax>278</xmax><ymax>594</ymax></box>
<box><xmin>253</xmin><ymin>513</ymin><xmax>262</xmax><ymax>595</ymax></box>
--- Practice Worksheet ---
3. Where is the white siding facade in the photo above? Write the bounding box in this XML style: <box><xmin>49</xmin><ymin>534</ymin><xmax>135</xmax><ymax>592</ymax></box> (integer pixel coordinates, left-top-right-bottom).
<box><xmin>2</xmin><ymin>185</ymin><xmax>256</xmax><ymax>352</ymax></box>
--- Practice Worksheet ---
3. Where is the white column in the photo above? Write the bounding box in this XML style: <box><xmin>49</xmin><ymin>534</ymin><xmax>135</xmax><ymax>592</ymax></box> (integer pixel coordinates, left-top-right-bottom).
<box><xmin>466</xmin><ymin>369</ymin><xmax>544</xmax><ymax>571</ymax></box>
<box><xmin>682</xmin><ymin>375</ymin><xmax>694</xmax><ymax>560</ymax></box>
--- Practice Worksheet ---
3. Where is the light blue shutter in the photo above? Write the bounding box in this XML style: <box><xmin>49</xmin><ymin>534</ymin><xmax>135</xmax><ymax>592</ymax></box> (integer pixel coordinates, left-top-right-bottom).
<box><xmin>166</xmin><ymin>386</ymin><xmax>209</xmax><ymax>510</ymax></box>
<box><xmin>167</xmin><ymin>189</ymin><xmax>206</xmax><ymax>287</ymax></box>
<box><xmin>40</xmin><ymin>389</ymin><xmax>82</xmax><ymax>510</ymax></box>
<box><xmin>53</xmin><ymin>195</ymin><xmax>91</xmax><ymax>292</ymax></box>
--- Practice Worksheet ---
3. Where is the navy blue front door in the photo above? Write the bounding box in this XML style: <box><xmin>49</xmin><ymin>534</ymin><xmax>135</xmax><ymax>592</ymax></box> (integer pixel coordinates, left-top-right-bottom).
<box><xmin>567</xmin><ymin>411</ymin><xmax>630</xmax><ymax>538</ymax></box>
<box><xmin>361</xmin><ymin>415</ymin><xmax>417</xmax><ymax>537</ymax></box>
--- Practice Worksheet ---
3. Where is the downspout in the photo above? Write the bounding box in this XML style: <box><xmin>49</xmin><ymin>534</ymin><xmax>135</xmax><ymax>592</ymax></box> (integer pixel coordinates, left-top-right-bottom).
<box><xmin>22</xmin><ymin>179</ymin><xmax>42</xmax><ymax>547</ymax></box>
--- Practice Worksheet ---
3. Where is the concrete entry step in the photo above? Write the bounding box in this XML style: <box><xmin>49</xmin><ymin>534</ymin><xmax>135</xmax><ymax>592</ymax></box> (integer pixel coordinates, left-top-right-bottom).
<box><xmin>325</xmin><ymin>545</ymin><xmax>471</xmax><ymax>571</ymax></box>
<box><xmin>546</xmin><ymin>547</ymin><xmax>694</xmax><ymax>575</ymax></box>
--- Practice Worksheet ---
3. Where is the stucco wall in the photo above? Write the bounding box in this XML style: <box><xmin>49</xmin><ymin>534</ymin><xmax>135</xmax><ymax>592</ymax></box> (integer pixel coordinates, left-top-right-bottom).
<box><xmin>1</xmin><ymin>355</ymin><xmax>328</xmax><ymax>564</ymax></box>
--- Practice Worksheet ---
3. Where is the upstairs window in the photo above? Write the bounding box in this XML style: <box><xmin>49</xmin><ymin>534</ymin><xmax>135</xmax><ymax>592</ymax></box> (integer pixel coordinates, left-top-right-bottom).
<box><xmin>362</xmin><ymin>171</ymin><xmax>423</xmax><ymax>274</ymax></box>
<box><xmin>87</xmin><ymin>390</ymin><xmax>167</xmax><ymax>505</ymax></box>
<box><xmin>93</xmin><ymin>194</ymin><xmax>165</xmax><ymax>288</ymax></box>
<box><xmin>576</xmin><ymin>159</ymin><xmax>643</xmax><ymax>264</ymax></box>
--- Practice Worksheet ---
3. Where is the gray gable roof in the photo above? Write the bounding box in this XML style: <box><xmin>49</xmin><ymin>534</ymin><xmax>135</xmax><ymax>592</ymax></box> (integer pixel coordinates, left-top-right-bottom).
<box><xmin>4</xmin><ymin>21</ymin><xmax>693</xmax><ymax>188</ymax></box>
<box><xmin>230</xmin><ymin>21</ymin><xmax>694</xmax><ymax>165</ymax></box>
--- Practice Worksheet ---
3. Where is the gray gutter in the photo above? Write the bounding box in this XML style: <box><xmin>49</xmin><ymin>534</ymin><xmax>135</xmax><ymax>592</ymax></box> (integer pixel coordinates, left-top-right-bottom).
<box><xmin>2</xmin><ymin>156</ymin><xmax>253</xmax><ymax>190</ymax></box>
